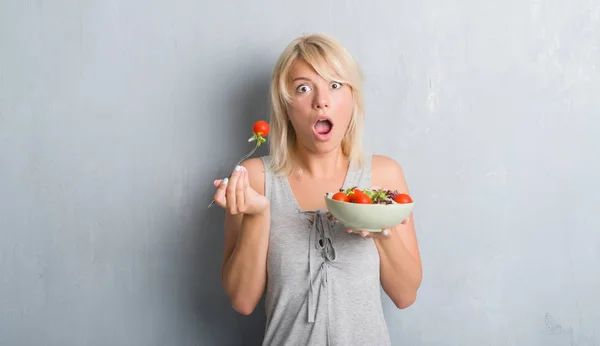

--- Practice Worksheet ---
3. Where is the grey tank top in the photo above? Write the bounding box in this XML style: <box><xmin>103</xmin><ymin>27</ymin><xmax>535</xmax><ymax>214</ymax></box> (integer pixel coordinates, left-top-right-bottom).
<box><xmin>259</xmin><ymin>153</ymin><xmax>392</xmax><ymax>346</ymax></box>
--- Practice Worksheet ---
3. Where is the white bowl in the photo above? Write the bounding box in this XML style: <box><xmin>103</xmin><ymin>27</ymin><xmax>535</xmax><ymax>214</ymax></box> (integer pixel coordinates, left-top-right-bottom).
<box><xmin>324</xmin><ymin>193</ymin><xmax>414</xmax><ymax>232</ymax></box>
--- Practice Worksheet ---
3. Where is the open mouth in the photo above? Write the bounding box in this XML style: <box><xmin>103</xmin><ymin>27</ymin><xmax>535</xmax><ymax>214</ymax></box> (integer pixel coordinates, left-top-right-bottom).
<box><xmin>313</xmin><ymin>117</ymin><xmax>334</xmax><ymax>136</ymax></box>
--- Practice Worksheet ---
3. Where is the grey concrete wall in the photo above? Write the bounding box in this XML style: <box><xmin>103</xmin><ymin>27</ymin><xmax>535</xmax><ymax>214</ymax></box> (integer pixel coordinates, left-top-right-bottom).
<box><xmin>1</xmin><ymin>1</ymin><xmax>599</xmax><ymax>345</ymax></box>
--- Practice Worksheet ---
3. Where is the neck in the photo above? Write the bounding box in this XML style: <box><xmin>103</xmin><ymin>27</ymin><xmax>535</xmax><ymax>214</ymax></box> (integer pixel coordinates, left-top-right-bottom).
<box><xmin>291</xmin><ymin>144</ymin><xmax>349</xmax><ymax>180</ymax></box>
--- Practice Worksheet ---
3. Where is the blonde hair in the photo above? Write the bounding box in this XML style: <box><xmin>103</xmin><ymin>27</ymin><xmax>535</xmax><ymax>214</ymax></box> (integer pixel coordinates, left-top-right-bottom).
<box><xmin>267</xmin><ymin>33</ymin><xmax>365</xmax><ymax>176</ymax></box>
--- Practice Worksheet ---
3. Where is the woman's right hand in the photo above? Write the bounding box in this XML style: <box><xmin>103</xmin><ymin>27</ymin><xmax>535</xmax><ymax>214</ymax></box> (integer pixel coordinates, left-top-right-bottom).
<box><xmin>213</xmin><ymin>165</ymin><xmax>269</xmax><ymax>215</ymax></box>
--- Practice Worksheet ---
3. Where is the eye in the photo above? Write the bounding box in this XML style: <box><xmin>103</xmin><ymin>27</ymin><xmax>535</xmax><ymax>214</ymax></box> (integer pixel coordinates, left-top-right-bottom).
<box><xmin>331</xmin><ymin>82</ymin><xmax>343</xmax><ymax>89</ymax></box>
<box><xmin>296</xmin><ymin>84</ymin><xmax>311</xmax><ymax>93</ymax></box>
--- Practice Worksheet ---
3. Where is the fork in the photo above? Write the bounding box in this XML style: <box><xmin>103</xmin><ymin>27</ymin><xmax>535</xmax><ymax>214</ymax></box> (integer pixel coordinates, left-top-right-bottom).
<box><xmin>207</xmin><ymin>144</ymin><xmax>260</xmax><ymax>208</ymax></box>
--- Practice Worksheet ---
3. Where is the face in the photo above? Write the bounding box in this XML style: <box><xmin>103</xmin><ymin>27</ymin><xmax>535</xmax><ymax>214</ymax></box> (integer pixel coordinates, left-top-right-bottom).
<box><xmin>286</xmin><ymin>58</ymin><xmax>354</xmax><ymax>154</ymax></box>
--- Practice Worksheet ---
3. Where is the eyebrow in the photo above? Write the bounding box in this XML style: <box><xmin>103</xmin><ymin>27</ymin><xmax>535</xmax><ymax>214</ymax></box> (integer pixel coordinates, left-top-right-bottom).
<box><xmin>291</xmin><ymin>77</ymin><xmax>312</xmax><ymax>83</ymax></box>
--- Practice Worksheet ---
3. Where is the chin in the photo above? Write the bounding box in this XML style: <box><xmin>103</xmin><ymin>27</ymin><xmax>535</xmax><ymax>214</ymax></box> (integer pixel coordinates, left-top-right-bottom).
<box><xmin>308</xmin><ymin>137</ymin><xmax>344</xmax><ymax>155</ymax></box>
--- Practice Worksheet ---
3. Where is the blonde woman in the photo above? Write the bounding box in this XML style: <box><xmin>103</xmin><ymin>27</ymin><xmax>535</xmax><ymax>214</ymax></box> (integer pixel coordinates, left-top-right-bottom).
<box><xmin>212</xmin><ymin>33</ymin><xmax>422</xmax><ymax>346</ymax></box>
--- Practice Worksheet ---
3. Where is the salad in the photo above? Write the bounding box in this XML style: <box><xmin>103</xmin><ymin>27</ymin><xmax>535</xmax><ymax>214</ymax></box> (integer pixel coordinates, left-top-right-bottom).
<box><xmin>329</xmin><ymin>186</ymin><xmax>413</xmax><ymax>205</ymax></box>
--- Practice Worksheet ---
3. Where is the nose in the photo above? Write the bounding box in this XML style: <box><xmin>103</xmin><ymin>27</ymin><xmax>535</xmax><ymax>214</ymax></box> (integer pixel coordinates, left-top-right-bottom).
<box><xmin>313</xmin><ymin>88</ymin><xmax>330</xmax><ymax>110</ymax></box>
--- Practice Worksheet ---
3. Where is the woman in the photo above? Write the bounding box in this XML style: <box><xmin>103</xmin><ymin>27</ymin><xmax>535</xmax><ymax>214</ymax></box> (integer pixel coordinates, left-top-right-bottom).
<box><xmin>212</xmin><ymin>33</ymin><xmax>422</xmax><ymax>346</ymax></box>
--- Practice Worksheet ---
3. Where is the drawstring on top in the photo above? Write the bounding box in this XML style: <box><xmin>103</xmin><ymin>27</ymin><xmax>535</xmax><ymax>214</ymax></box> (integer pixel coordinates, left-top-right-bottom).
<box><xmin>300</xmin><ymin>209</ymin><xmax>337</xmax><ymax>327</ymax></box>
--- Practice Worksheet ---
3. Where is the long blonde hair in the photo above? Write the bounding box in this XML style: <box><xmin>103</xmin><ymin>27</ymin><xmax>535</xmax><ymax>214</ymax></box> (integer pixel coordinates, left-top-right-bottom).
<box><xmin>267</xmin><ymin>33</ymin><xmax>365</xmax><ymax>176</ymax></box>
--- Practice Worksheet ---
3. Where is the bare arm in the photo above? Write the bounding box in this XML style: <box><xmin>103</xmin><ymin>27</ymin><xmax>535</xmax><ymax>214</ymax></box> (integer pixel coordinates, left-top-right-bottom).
<box><xmin>372</xmin><ymin>155</ymin><xmax>423</xmax><ymax>309</ymax></box>
<box><xmin>219</xmin><ymin>158</ymin><xmax>270</xmax><ymax>315</ymax></box>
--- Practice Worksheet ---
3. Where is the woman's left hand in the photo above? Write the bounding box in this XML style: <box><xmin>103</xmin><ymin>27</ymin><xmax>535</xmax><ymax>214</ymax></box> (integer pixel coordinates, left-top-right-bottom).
<box><xmin>346</xmin><ymin>217</ymin><xmax>409</xmax><ymax>238</ymax></box>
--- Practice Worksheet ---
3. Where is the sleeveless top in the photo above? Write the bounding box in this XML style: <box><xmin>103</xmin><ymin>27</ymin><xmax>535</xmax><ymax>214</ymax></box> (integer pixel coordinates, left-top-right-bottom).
<box><xmin>259</xmin><ymin>153</ymin><xmax>392</xmax><ymax>346</ymax></box>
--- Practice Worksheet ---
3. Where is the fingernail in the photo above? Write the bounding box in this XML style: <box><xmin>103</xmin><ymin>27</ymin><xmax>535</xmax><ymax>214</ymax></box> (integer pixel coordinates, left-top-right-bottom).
<box><xmin>383</xmin><ymin>230</ymin><xmax>389</xmax><ymax>237</ymax></box>
<box><xmin>235</xmin><ymin>165</ymin><xmax>242</xmax><ymax>171</ymax></box>
<box><xmin>222</xmin><ymin>177</ymin><xmax>229</xmax><ymax>185</ymax></box>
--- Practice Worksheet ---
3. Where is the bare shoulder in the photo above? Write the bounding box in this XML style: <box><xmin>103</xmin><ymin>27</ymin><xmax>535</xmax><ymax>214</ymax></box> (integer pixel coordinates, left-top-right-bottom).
<box><xmin>371</xmin><ymin>154</ymin><xmax>409</xmax><ymax>193</ymax></box>
<box><xmin>240</xmin><ymin>157</ymin><xmax>266</xmax><ymax>195</ymax></box>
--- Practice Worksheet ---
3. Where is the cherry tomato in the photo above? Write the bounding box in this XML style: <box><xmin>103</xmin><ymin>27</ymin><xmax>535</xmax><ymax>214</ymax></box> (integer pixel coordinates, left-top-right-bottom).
<box><xmin>353</xmin><ymin>193</ymin><xmax>372</xmax><ymax>204</ymax></box>
<box><xmin>394</xmin><ymin>193</ymin><xmax>413</xmax><ymax>204</ymax></box>
<box><xmin>253</xmin><ymin>120</ymin><xmax>270</xmax><ymax>137</ymax></box>
<box><xmin>331</xmin><ymin>192</ymin><xmax>349</xmax><ymax>202</ymax></box>
<box><xmin>347</xmin><ymin>189</ymin><xmax>363</xmax><ymax>203</ymax></box>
